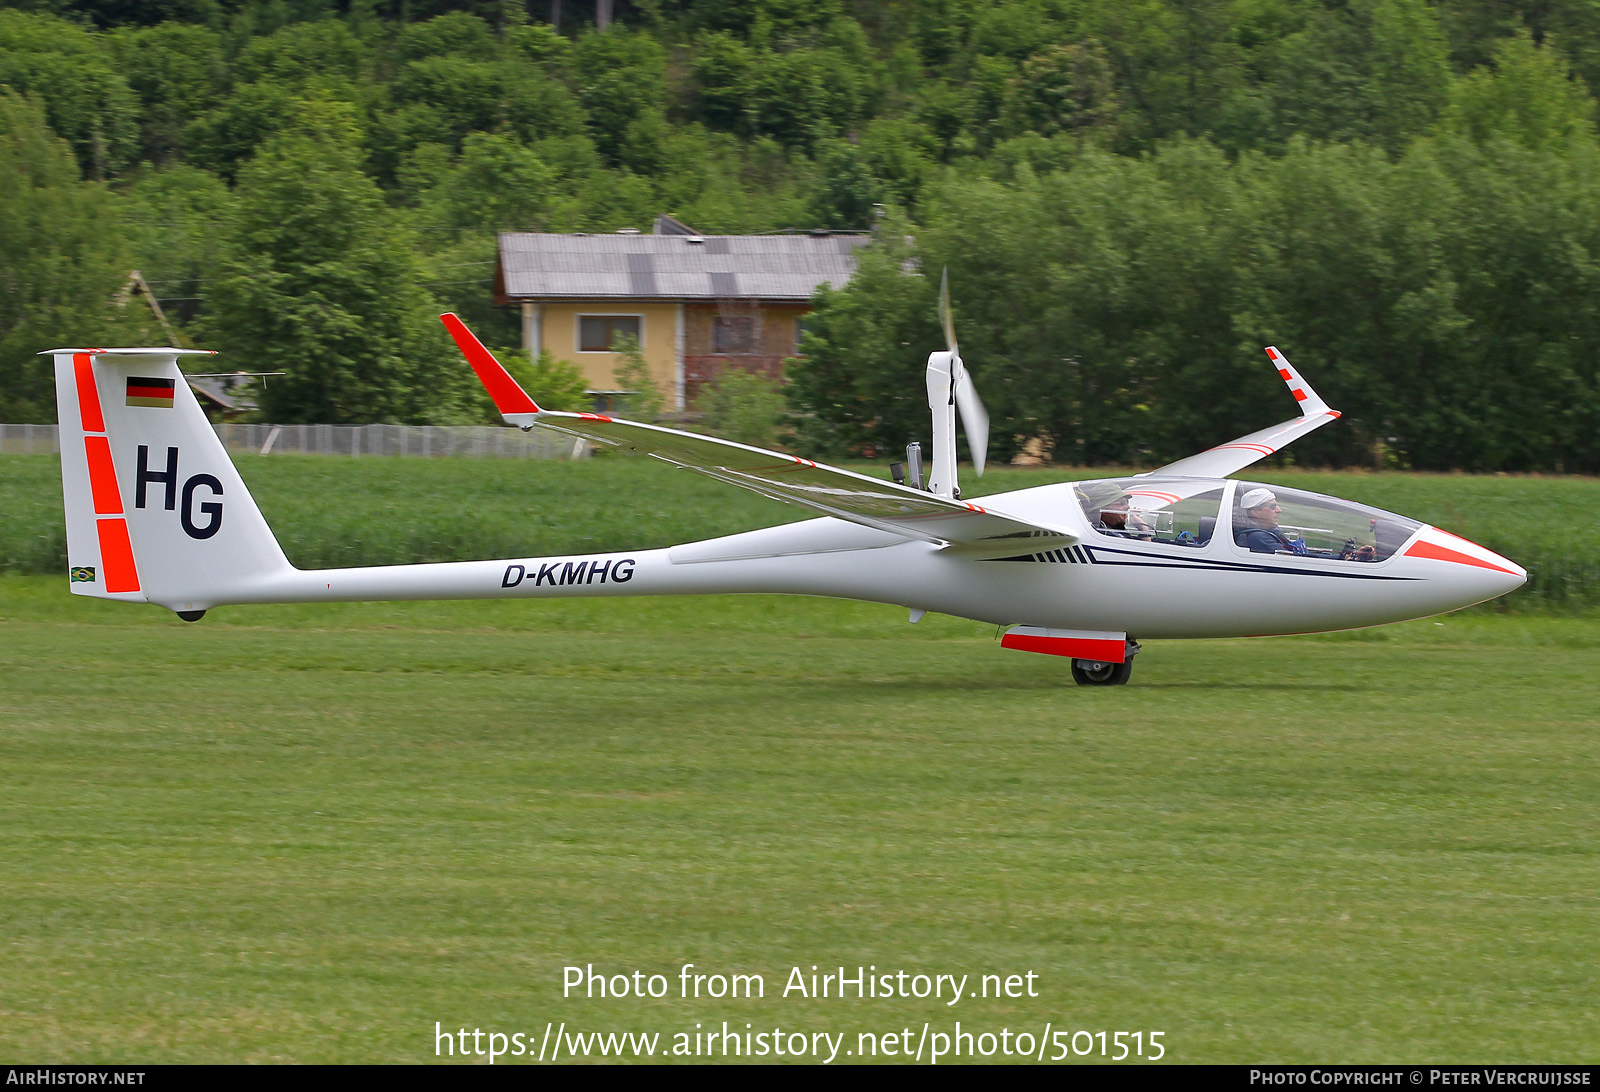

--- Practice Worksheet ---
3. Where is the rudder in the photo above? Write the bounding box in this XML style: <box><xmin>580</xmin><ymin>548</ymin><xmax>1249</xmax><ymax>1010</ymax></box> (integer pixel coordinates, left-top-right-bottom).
<box><xmin>50</xmin><ymin>348</ymin><xmax>291</xmax><ymax>614</ymax></box>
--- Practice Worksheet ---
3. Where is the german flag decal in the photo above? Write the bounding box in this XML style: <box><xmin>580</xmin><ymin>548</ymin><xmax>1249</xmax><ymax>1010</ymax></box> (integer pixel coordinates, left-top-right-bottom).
<box><xmin>70</xmin><ymin>566</ymin><xmax>96</xmax><ymax>582</ymax></box>
<box><xmin>126</xmin><ymin>376</ymin><xmax>176</xmax><ymax>408</ymax></box>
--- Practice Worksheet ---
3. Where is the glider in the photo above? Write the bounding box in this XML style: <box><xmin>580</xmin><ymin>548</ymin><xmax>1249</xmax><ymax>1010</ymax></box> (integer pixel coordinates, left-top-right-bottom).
<box><xmin>47</xmin><ymin>297</ymin><xmax>1523</xmax><ymax>685</ymax></box>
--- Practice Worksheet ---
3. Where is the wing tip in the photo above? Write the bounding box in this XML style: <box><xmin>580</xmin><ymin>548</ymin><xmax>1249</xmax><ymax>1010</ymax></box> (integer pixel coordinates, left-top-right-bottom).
<box><xmin>440</xmin><ymin>312</ymin><xmax>542</xmax><ymax>416</ymax></box>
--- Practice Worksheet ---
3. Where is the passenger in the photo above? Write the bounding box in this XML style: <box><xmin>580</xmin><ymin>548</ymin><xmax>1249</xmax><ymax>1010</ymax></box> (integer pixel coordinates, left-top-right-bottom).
<box><xmin>1096</xmin><ymin>496</ymin><xmax>1153</xmax><ymax>540</ymax></box>
<box><xmin>1235</xmin><ymin>488</ymin><xmax>1305</xmax><ymax>554</ymax></box>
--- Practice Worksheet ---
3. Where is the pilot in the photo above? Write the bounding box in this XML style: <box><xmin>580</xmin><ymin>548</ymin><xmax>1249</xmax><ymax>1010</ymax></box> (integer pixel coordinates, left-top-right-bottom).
<box><xmin>1235</xmin><ymin>487</ymin><xmax>1305</xmax><ymax>554</ymax></box>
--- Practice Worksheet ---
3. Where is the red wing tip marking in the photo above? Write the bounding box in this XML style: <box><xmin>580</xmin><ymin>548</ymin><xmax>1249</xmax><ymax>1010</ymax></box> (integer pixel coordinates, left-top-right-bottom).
<box><xmin>440</xmin><ymin>313</ymin><xmax>541</xmax><ymax>415</ymax></box>
<box><xmin>577</xmin><ymin>413</ymin><xmax>613</xmax><ymax>422</ymax></box>
<box><xmin>1292</xmin><ymin>389</ymin><xmax>1308</xmax><ymax>401</ymax></box>
<box><xmin>1265</xmin><ymin>347</ymin><xmax>1281</xmax><ymax>360</ymax></box>
<box><xmin>1278</xmin><ymin>368</ymin><xmax>1292</xmax><ymax>380</ymax></box>
<box><xmin>1214</xmin><ymin>443</ymin><xmax>1277</xmax><ymax>455</ymax></box>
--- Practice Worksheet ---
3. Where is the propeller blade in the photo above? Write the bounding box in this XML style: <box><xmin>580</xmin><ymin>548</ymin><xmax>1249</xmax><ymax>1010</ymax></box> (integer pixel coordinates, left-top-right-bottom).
<box><xmin>953</xmin><ymin>361</ymin><xmax>989</xmax><ymax>476</ymax></box>
<box><xmin>938</xmin><ymin>266</ymin><xmax>957</xmax><ymax>356</ymax></box>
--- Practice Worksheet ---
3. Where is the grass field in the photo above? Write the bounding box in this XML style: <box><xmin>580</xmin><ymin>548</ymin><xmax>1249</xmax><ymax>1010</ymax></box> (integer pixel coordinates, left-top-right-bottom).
<box><xmin>2</xmin><ymin>571</ymin><xmax>1598</xmax><ymax>1063</ymax></box>
<box><xmin>3</xmin><ymin>453</ymin><xmax>1598</xmax><ymax>1062</ymax></box>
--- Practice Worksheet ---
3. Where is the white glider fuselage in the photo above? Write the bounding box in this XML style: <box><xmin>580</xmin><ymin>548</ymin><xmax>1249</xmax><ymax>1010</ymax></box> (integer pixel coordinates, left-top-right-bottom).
<box><xmin>212</xmin><ymin>477</ymin><xmax>1523</xmax><ymax>640</ymax></box>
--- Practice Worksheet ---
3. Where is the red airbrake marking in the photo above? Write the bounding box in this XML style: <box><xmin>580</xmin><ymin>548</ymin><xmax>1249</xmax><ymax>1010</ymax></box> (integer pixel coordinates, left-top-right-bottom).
<box><xmin>577</xmin><ymin>413</ymin><xmax>612</xmax><ymax>422</ymax></box>
<box><xmin>1404</xmin><ymin>538</ymin><xmax>1519</xmax><ymax>576</ymax></box>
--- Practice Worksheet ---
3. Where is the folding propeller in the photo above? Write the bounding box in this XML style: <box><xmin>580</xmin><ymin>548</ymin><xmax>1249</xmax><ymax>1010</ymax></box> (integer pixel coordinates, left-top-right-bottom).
<box><xmin>938</xmin><ymin>268</ymin><xmax>989</xmax><ymax>476</ymax></box>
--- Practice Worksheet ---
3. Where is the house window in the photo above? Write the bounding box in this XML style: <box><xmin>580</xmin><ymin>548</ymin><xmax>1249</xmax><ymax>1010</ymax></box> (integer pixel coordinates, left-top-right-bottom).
<box><xmin>713</xmin><ymin>316</ymin><xmax>756</xmax><ymax>354</ymax></box>
<box><xmin>579</xmin><ymin>315</ymin><xmax>642</xmax><ymax>352</ymax></box>
<box><xmin>793</xmin><ymin>317</ymin><xmax>808</xmax><ymax>355</ymax></box>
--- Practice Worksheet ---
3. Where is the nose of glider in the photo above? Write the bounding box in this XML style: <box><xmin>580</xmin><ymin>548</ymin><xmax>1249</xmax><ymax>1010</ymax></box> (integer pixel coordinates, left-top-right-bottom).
<box><xmin>1404</xmin><ymin>527</ymin><xmax>1527</xmax><ymax>605</ymax></box>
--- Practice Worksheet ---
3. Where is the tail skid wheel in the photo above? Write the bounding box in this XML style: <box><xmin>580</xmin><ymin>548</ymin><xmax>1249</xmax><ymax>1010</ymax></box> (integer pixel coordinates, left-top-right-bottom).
<box><xmin>1071</xmin><ymin>657</ymin><xmax>1132</xmax><ymax>686</ymax></box>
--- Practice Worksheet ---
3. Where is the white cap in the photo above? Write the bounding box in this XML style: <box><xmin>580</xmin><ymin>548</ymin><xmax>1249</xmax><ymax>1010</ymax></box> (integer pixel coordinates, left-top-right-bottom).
<box><xmin>1239</xmin><ymin>487</ymin><xmax>1277</xmax><ymax>510</ymax></box>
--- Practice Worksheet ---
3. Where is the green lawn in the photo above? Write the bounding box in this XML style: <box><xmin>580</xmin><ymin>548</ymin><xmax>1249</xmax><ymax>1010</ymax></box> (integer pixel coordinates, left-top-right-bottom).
<box><xmin>1</xmin><ymin>578</ymin><xmax>1596</xmax><ymax>1063</ymax></box>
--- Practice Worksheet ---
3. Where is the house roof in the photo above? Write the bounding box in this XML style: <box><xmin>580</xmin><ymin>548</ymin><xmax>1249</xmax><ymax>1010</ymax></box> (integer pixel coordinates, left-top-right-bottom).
<box><xmin>498</xmin><ymin>231</ymin><xmax>871</xmax><ymax>302</ymax></box>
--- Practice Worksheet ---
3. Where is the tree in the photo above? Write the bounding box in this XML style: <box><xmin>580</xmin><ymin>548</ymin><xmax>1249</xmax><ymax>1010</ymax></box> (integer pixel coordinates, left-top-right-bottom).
<box><xmin>504</xmin><ymin>348</ymin><xmax>589</xmax><ymax>414</ymax></box>
<box><xmin>122</xmin><ymin>164</ymin><xmax>236</xmax><ymax>329</ymax></box>
<box><xmin>1000</xmin><ymin>41</ymin><xmax>1120</xmax><ymax>144</ymax></box>
<box><xmin>786</xmin><ymin>235</ymin><xmax>943</xmax><ymax>459</ymax></box>
<box><xmin>1254</xmin><ymin>0</ymin><xmax>1453</xmax><ymax>154</ymax></box>
<box><xmin>697</xmin><ymin>368</ymin><xmax>788</xmax><ymax>448</ymax></box>
<box><xmin>203</xmin><ymin>100</ymin><xmax>478</xmax><ymax>423</ymax></box>
<box><xmin>572</xmin><ymin>25</ymin><xmax>668</xmax><ymax>171</ymax></box>
<box><xmin>609</xmin><ymin>334</ymin><xmax>662</xmax><ymax>421</ymax></box>
<box><xmin>108</xmin><ymin>21</ymin><xmax>226</xmax><ymax>165</ymax></box>
<box><xmin>0</xmin><ymin>11</ymin><xmax>140</xmax><ymax>176</ymax></box>
<box><xmin>1443</xmin><ymin>31</ymin><xmax>1599</xmax><ymax>151</ymax></box>
<box><xmin>0</xmin><ymin>93</ymin><xmax>155</xmax><ymax>422</ymax></box>
<box><xmin>809</xmin><ymin>139</ymin><xmax>880</xmax><ymax>229</ymax></box>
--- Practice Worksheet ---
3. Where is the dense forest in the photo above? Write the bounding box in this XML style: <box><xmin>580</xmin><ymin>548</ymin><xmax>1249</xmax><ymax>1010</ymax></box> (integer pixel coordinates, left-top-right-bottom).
<box><xmin>3</xmin><ymin>0</ymin><xmax>1598</xmax><ymax>471</ymax></box>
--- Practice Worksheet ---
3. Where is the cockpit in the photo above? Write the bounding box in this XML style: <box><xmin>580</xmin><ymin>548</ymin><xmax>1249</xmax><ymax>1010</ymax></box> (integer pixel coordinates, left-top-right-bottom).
<box><xmin>1075</xmin><ymin>478</ymin><xmax>1422</xmax><ymax>563</ymax></box>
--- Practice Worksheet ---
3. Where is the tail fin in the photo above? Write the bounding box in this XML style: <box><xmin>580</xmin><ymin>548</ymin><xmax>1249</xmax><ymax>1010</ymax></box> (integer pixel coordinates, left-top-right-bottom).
<box><xmin>49</xmin><ymin>348</ymin><xmax>292</xmax><ymax>615</ymax></box>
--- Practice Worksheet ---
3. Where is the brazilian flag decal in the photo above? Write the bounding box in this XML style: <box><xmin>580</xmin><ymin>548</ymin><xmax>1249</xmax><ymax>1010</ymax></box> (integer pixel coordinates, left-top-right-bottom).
<box><xmin>70</xmin><ymin>566</ymin><xmax>96</xmax><ymax>583</ymax></box>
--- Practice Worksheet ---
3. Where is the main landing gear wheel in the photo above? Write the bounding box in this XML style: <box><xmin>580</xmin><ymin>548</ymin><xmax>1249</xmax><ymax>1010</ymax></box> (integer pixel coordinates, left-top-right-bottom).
<box><xmin>1071</xmin><ymin>658</ymin><xmax>1132</xmax><ymax>686</ymax></box>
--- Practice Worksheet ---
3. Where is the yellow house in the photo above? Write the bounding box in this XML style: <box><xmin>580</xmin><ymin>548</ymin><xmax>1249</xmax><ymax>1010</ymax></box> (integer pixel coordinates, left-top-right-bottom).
<box><xmin>495</xmin><ymin>225</ymin><xmax>868</xmax><ymax>410</ymax></box>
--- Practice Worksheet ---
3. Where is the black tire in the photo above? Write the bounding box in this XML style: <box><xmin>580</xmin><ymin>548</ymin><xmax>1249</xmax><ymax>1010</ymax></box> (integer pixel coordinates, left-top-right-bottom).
<box><xmin>1070</xmin><ymin>658</ymin><xmax>1133</xmax><ymax>686</ymax></box>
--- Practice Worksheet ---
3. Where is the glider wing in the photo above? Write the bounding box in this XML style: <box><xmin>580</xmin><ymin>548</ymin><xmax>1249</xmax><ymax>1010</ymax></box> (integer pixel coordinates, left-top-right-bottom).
<box><xmin>442</xmin><ymin>315</ymin><xmax>1077</xmax><ymax>557</ymax></box>
<box><xmin>1148</xmin><ymin>347</ymin><xmax>1342</xmax><ymax>479</ymax></box>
